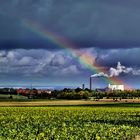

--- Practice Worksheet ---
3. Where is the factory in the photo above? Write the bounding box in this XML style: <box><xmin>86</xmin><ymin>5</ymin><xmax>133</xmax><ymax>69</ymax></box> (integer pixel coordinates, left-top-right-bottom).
<box><xmin>108</xmin><ymin>84</ymin><xmax>124</xmax><ymax>91</ymax></box>
<box><xmin>90</xmin><ymin>76</ymin><xmax>124</xmax><ymax>91</ymax></box>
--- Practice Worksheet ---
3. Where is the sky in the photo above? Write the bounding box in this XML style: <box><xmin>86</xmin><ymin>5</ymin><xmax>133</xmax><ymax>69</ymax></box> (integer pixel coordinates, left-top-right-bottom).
<box><xmin>0</xmin><ymin>0</ymin><xmax>140</xmax><ymax>89</ymax></box>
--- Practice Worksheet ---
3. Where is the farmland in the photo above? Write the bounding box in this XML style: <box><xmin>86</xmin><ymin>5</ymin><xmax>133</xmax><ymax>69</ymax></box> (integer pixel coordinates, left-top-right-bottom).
<box><xmin>0</xmin><ymin>106</ymin><xmax>140</xmax><ymax>139</ymax></box>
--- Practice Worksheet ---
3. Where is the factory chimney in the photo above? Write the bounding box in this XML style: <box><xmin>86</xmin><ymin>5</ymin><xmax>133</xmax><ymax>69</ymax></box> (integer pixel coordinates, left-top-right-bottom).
<box><xmin>90</xmin><ymin>77</ymin><xmax>92</xmax><ymax>90</ymax></box>
<box><xmin>82</xmin><ymin>84</ymin><xmax>85</xmax><ymax>90</ymax></box>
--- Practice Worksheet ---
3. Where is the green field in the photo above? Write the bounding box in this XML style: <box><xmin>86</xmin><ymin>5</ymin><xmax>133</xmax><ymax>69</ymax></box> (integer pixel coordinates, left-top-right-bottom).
<box><xmin>0</xmin><ymin>94</ymin><xmax>28</xmax><ymax>100</ymax></box>
<box><xmin>0</xmin><ymin>106</ymin><xmax>140</xmax><ymax>140</ymax></box>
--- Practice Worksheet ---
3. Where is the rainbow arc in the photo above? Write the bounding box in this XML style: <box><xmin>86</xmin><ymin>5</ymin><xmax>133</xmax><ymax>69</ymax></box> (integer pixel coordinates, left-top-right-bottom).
<box><xmin>22</xmin><ymin>19</ymin><xmax>132</xmax><ymax>90</ymax></box>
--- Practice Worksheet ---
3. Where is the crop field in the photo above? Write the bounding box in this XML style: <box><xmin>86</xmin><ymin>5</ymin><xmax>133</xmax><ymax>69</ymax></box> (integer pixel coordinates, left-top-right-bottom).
<box><xmin>0</xmin><ymin>106</ymin><xmax>140</xmax><ymax>140</ymax></box>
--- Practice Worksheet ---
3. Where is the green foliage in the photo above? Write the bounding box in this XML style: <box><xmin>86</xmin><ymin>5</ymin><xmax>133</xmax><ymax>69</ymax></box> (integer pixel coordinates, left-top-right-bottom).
<box><xmin>0</xmin><ymin>94</ymin><xmax>28</xmax><ymax>100</ymax></box>
<box><xmin>52</xmin><ymin>89</ymin><xmax>140</xmax><ymax>100</ymax></box>
<box><xmin>2</xmin><ymin>87</ymin><xmax>140</xmax><ymax>100</ymax></box>
<box><xmin>0</xmin><ymin>107</ymin><xmax>140</xmax><ymax>139</ymax></box>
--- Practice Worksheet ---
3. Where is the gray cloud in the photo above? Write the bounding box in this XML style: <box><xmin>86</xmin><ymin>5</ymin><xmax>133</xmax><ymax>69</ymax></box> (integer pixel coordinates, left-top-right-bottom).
<box><xmin>0</xmin><ymin>48</ymin><xmax>140</xmax><ymax>77</ymax></box>
<box><xmin>0</xmin><ymin>47</ymin><xmax>139</xmax><ymax>87</ymax></box>
<box><xmin>0</xmin><ymin>49</ymin><xmax>80</xmax><ymax>77</ymax></box>
<box><xmin>50</xmin><ymin>54</ymin><xmax>65</xmax><ymax>67</ymax></box>
<box><xmin>60</xmin><ymin>65</ymin><xmax>80</xmax><ymax>75</ymax></box>
<box><xmin>97</xmin><ymin>48</ymin><xmax>140</xmax><ymax>67</ymax></box>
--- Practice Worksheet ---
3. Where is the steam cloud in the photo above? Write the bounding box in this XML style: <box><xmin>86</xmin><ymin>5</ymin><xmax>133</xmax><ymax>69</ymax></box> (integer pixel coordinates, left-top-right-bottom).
<box><xmin>91</xmin><ymin>62</ymin><xmax>139</xmax><ymax>78</ymax></box>
<box><xmin>90</xmin><ymin>72</ymin><xmax>108</xmax><ymax>78</ymax></box>
<box><xmin>109</xmin><ymin>62</ymin><xmax>133</xmax><ymax>77</ymax></box>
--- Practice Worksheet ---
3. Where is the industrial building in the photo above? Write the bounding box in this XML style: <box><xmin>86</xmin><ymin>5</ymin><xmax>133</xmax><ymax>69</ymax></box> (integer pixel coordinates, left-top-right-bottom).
<box><xmin>90</xmin><ymin>76</ymin><xmax>124</xmax><ymax>91</ymax></box>
<box><xmin>108</xmin><ymin>84</ymin><xmax>124</xmax><ymax>91</ymax></box>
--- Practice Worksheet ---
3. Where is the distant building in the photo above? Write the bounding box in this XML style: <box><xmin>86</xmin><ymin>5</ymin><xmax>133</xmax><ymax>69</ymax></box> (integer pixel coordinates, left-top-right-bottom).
<box><xmin>95</xmin><ymin>88</ymin><xmax>107</xmax><ymax>92</ymax></box>
<box><xmin>108</xmin><ymin>84</ymin><xmax>124</xmax><ymax>91</ymax></box>
<box><xmin>17</xmin><ymin>88</ymin><xmax>52</xmax><ymax>95</ymax></box>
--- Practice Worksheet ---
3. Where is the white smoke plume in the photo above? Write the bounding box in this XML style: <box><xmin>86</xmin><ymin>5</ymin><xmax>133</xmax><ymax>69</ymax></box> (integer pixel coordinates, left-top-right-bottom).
<box><xmin>109</xmin><ymin>62</ymin><xmax>133</xmax><ymax>77</ymax></box>
<box><xmin>91</xmin><ymin>62</ymin><xmax>140</xmax><ymax>78</ymax></box>
<box><xmin>90</xmin><ymin>72</ymin><xmax>109</xmax><ymax>78</ymax></box>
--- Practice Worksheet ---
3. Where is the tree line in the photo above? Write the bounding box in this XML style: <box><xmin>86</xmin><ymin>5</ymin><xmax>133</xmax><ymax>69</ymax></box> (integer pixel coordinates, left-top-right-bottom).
<box><xmin>1</xmin><ymin>87</ymin><xmax>140</xmax><ymax>100</ymax></box>
<box><xmin>51</xmin><ymin>88</ymin><xmax>140</xmax><ymax>100</ymax></box>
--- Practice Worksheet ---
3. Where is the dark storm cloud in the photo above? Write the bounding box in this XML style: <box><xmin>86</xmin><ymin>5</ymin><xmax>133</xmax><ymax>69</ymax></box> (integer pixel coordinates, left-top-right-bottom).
<box><xmin>96</xmin><ymin>48</ymin><xmax>140</xmax><ymax>67</ymax></box>
<box><xmin>0</xmin><ymin>40</ymin><xmax>64</xmax><ymax>50</ymax></box>
<box><xmin>1</xmin><ymin>0</ymin><xmax>140</xmax><ymax>49</ymax></box>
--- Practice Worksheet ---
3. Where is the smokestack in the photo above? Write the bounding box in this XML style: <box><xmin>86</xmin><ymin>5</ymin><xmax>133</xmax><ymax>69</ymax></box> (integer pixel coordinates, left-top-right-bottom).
<box><xmin>90</xmin><ymin>77</ymin><xmax>92</xmax><ymax>90</ymax></box>
<box><xmin>82</xmin><ymin>84</ymin><xmax>85</xmax><ymax>90</ymax></box>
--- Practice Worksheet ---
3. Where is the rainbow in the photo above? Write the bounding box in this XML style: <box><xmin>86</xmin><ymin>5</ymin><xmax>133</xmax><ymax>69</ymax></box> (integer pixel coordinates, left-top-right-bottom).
<box><xmin>22</xmin><ymin>19</ymin><xmax>132</xmax><ymax>90</ymax></box>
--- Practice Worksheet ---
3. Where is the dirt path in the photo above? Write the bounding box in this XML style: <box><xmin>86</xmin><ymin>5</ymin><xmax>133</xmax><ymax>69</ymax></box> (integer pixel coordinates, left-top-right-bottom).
<box><xmin>0</xmin><ymin>99</ymin><xmax>140</xmax><ymax>106</ymax></box>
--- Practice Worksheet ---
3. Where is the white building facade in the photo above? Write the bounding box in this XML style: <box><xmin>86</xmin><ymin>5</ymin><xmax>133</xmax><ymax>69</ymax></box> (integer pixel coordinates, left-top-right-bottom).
<box><xmin>108</xmin><ymin>84</ymin><xmax>124</xmax><ymax>91</ymax></box>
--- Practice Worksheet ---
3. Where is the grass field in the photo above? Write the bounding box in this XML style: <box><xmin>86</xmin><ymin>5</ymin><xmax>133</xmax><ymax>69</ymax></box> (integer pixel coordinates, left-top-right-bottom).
<box><xmin>0</xmin><ymin>105</ymin><xmax>140</xmax><ymax>139</ymax></box>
